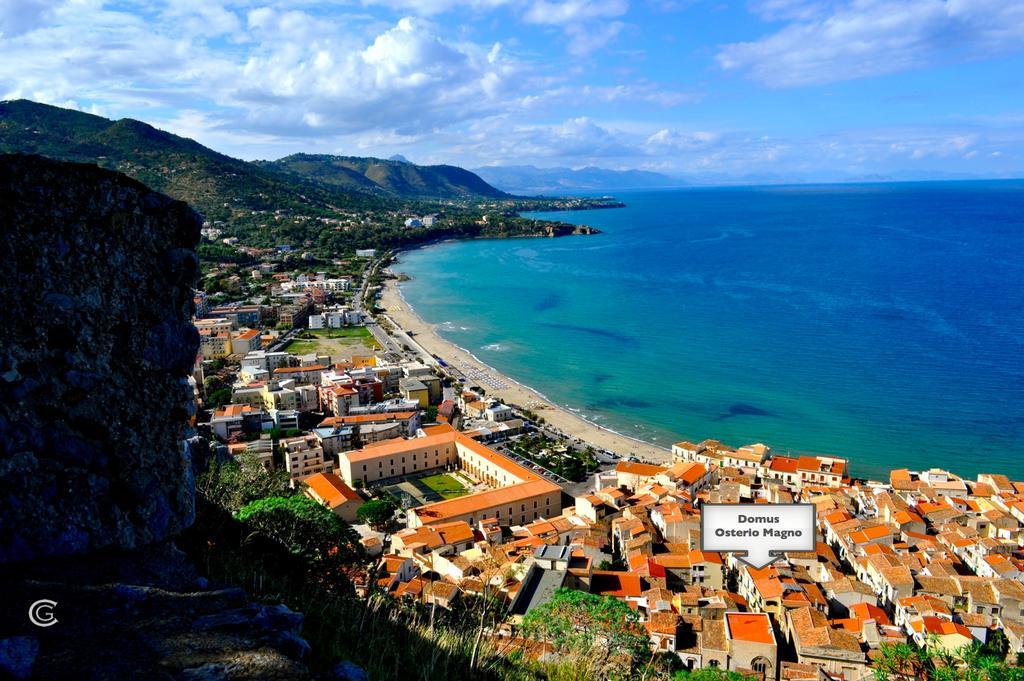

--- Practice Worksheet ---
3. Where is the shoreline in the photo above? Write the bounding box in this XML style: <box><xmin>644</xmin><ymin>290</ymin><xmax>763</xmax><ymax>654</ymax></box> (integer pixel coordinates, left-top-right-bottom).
<box><xmin>378</xmin><ymin>270</ymin><xmax>674</xmax><ymax>465</ymax></box>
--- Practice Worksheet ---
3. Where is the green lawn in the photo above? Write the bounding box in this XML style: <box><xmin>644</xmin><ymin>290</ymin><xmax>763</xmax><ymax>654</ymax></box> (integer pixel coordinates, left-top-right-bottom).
<box><xmin>419</xmin><ymin>473</ymin><xmax>469</xmax><ymax>500</ymax></box>
<box><xmin>283</xmin><ymin>339</ymin><xmax>322</xmax><ymax>354</ymax></box>
<box><xmin>308</xmin><ymin>327</ymin><xmax>375</xmax><ymax>340</ymax></box>
<box><xmin>283</xmin><ymin>326</ymin><xmax>380</xmax><ymax>357</ymax></box>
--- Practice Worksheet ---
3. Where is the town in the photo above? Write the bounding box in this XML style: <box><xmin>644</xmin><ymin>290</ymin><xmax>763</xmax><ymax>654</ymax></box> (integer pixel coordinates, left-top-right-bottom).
<box><xmin>191</xmin><ymin>242</ymin><xmax>1024</xmax><ymax>681</ymax></box>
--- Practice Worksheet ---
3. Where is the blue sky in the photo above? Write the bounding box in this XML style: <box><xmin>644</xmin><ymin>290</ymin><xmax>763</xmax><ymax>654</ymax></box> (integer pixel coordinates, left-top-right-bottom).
<box><xmin>2</xmin><ymin>0</ymin><xmax>1024</xmax><ymax>179</ymax></box>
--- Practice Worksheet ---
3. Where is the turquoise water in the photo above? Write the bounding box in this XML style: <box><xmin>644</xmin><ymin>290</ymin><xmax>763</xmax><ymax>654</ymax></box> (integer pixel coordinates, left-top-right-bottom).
<box><xmin>396</xmin><ymin>183</ymin><xmax>1024</xmax><ymax>481</ymax></box>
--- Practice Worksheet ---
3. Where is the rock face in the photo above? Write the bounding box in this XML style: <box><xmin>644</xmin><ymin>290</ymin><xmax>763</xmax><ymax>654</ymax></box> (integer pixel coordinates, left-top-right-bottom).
<box><xmin>5</xmin><ymin>544</ymin><xmax>308</xmax><ymax>681</ymax></box>
<box><xmin>0</xmin><ymin>153</ymin><xmax>201</xmax><ymax>564</ymax></box>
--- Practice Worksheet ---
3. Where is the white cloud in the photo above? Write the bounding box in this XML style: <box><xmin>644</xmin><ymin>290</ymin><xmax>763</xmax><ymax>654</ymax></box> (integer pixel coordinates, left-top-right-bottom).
<box><xmin>523</xmin><ymin>0</ymin><xmax>629</xmax><ymax>24</ymax></box>
<box><xmin>0</xmin><ymin>4</ymin><xmax>523</xmax><ymax>145</ymax></box>
<box><xmin>645</xmin><ymin>128</ymin><xmax>720</xmax><ymax>151</ymax></box>
<box><xmin>521</xmin><ymin>0</ymin><xmax>630</xmax><ymax>54</ymax></box>
<box><xmin>0</xmin><ymin>0</ymin><xmax>61</xmax><ymax>38</ymax></box>
<box><xmin>225</xmin><ymin>15</ymin><xmax>519</xmax><ymax>137</ymax></box>
<box><xmin>361</xmin><ymin>0</ymin><xmax>512</xmax><ymax>15</ymax></box>
<box><xmin>564</xmin><ymin>20</ymin><xmax>625</xmax><ymax>55</ymax></box>
<box><xmin>719</xmin><ymin>0</ymin><xmax>1024</xmax><ymax>87</ymax></box>
<box><xmin>361</xmin><ymin>0</ymin><xmax>632</xmax><ymax>54</ymax></box>
<box><xmin>578</xmin><ymin>83</ymin><xmax>701</xmax><ymax>106</ymax></box>
<box><xmin>160</xmin><ymin>0</ymin><xmax>241</xmax><ymax>39</ymax></box>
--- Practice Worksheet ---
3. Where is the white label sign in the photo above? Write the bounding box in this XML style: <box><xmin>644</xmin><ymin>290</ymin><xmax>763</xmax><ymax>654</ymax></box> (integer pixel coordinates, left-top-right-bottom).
<box><xmin>701</xmin><ymin>503</ymin><xmax>816</xmax><ymax>568</ymax></box>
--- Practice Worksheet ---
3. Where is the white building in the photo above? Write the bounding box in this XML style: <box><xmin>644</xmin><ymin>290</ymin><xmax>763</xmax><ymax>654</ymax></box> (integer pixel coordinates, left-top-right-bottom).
<box><xmin>308</xmin><ymin>306</ymin><xmax>362</xmax><ymax>329</ymax></box>
<box><xmin>242</xmin><ymin>350</ymin><xmax>294</xmax><ymax>373</ymax></box>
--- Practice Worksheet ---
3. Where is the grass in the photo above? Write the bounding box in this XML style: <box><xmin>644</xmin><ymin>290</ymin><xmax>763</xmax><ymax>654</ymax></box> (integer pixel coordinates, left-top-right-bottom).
<box><xmin>283</xmin><ymin>325</ymin><xmax>380</xmax><ymax>358</ymax></box>
<box><xmin>419</xmin><ymin>473</ymin><xmax>469</xmax><ymax>500</ymax></box>
<box><xmin>308</xmin><ymin>327</ymin><xmax>376</xmax><ymax>340</ymax></box>
<box><xmin>283</xmin><ymin>339</ymin><xmax>324</xmax><ymax>354</ymax></box>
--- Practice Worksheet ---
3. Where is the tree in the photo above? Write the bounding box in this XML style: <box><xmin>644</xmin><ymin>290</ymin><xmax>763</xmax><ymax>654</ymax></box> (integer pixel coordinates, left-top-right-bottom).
<box><xmin>672</xmin><ymin>670</ymin><xmax>749</xmax><ymax>681</ymax></box>
<box><xmin>981</xmin><ymin>629</ymin><xmax>1010</xmax><ymax>660</ymax></box>
<box><xmin>356</xmin><ymin>498</ymin><xmax>397</xmax><ymax>529</ymax></box>
<box><xmin>522</xmin><ymin>588</ymin><xmax>649</xmax><ymax>678</ymax></box>
<box><xmin>236</xmin><ymin>495</ymin><xmax>362</xmax><ymax>564</ymax></box>
<box><xmin>197</xmin><ymin>451</ymin><xmax>291</xmax><ymax>513</ymax></box>
<box><xmin>872</xmin><ymin>639</ymin><xmax>1024</xmax><ymax>681</ymax></box>
<box><xmin>206</xmin><ymin>386</ymin><xmax>233</xmax><ymax>409</ymax></box>
<box><xmin>423</xmin><ymin>405</ymin><xmax>438</xmax><ymax>422</ymax></box>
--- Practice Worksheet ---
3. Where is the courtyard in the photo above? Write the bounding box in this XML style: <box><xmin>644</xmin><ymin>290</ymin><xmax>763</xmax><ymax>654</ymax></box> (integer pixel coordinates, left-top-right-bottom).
<box><xmin>381</xmin><ymin>470</ymin><xmax>478</xmax><ymax>509</ymax></box>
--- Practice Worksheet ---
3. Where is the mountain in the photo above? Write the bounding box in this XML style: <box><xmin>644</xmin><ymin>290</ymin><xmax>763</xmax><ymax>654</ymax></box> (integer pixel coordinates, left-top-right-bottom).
<box><xmin>263</xmin><ymin>153</ymin><xmax>510</xmax><ymax>199</ymax></box>
<box><xmin>0</xmin><ymin>100</ymin><xmax>510</xmax><ymax>225</ymax></box>
<box><xmin>474</xmin><ymin>164</ymin><xmax>683</xmax><ymax>195</ymax></box>
<box><xmin>0</xmin><ymin>99</ymin><xmax>390</xmax><ymax>223</ymax></box>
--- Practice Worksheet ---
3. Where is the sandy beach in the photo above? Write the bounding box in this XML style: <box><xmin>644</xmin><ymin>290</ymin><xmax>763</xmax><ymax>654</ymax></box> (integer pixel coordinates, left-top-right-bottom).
<box><xmin>379</xmin><ymin>276</ymin><xmax>673</xmax><ymax>465</ymax></box>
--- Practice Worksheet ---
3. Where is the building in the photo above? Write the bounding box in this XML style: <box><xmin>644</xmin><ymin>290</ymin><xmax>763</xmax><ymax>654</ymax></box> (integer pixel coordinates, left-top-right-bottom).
<box><xmin>304</xmin><ymin>472</ymin><xmax>363</xmax><ymax>522</ymax></box>
<box><xmin>242</xmin><ymin>350</ymin><xmax>294</xmax><ymax>373</ymax></box>
<box><xmin>392</xmin><ymin>520</ymin><xmax>476</xmax><ymax>557</ymax></box>
<box><xmin>712</xmin><ymin>612</ymin><xmax>779</xmax><ymax>681</ymax></box>
<box><xmin>208</xmin><ymin>303</ymin><xmax>262</xmax><ymax>327</ymax></box>
<box><xmin>336</xmin><ymin>426</ymin><xmax>562</xmax><ymax>529</ymax></box>
<box><xmin>283</xmin><ymin>434</ymin><xmax>334</xmax><ymax>483</ymax></box>
<box><xmin>230</xmin><ymin>328</ymin><xmax>262</xmax><ymax>356</ymax></box>
<box><xmin>399</xmin><ymin>378</ymin><xmax>430</xmax><ymax>407</ymax></box>
<box><xmin>198</xmin><ymin>329</ymin><xmax>232</xmax><ymax>358</ymax></box>
<box><xmin>508</xmin><ymin>545</ymin><xmax>572</xmax><ymax>623</ymax></box>
<box><xmin>788</xmin><ymin>606</ymin><xmax>870</xmax><ymax>680</ymax></box>
<box><xmin>308</xmin><ymin>306</ymin><xmax>362</xmax><ymax>329</ymax></box>
<box><xmin>796</xmin><ymin>455</ymin><xmax>847</xmax><ymax>488</ymax></box>
<box><xmin>615</xmin><ymin>461</ymin><xmax>668</xmax><ymax>491</ymax></box>
<box><xmin>210</xmin><ymin>404</ymin><xmax>269</xmax><ymax>440</ymax></box>
<box><xmin>317</xmin><ymin>411</ymin><xmax>420</xmax><ymax>447</ymax></box>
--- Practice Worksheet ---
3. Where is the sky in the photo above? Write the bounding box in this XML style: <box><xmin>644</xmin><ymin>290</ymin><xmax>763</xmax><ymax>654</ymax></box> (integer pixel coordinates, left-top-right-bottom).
<box><xmin>2</xmin><ymin>0</ymin><xmax>1024</xmax><ymax>179</ymax></box>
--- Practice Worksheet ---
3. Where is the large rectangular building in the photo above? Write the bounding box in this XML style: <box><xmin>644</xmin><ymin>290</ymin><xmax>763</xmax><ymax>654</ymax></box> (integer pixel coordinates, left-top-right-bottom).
<box><xmin>337</xmin><ymin>425</ymin><xmax>562</xmax><ymax>528</ymax></box>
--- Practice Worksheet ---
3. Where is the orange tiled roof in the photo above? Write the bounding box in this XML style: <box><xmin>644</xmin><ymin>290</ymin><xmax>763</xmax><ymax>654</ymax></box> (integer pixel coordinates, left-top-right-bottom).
<box><xmin>591</xmin><ymin>571</ymin><xmax>643</xmax><ymax>598</ymax></box>
<box><xmin>304</xmin><ymin>472</ymin><xmax>361</xmax><ymax>507</ymax></box>
<box><xmin>616</xmin><ymin>461</ymin><xmax>668</xmax><ymax>477</ymax></box>
<box><xmin>726</xmin><ymin>612</ymin><xmax>775</xmax><ymax>644</ymax></box>
<box><xmin>274</xmin><ymin>364</ymin><xmax>328</xmax><ymax>373</ymax></box>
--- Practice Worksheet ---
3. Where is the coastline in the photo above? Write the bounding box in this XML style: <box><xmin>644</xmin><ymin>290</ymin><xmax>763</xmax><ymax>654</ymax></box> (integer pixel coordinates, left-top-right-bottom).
<box><xmin>378</xmin><ymin>271</ymin><xmax>673</xmax><ymax>465</ymax></box>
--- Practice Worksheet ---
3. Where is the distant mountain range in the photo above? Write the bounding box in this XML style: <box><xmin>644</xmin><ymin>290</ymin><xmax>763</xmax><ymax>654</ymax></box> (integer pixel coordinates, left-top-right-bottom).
<box><xmin>0</xmin><ymin>100</ymin><xmax>509</xmax><ymax>225</ymax></box>
<box><xmin>474</xmin><ymin>165</ymin><xmax>684</xmax><ymax>195</ymax></box>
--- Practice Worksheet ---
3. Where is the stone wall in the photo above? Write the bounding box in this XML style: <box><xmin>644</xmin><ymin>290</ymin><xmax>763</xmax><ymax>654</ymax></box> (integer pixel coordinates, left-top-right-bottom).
<box><xmin>0</xmin><ymin>153</ymin><xmax>200</xmax><ymax>563</ymax></box>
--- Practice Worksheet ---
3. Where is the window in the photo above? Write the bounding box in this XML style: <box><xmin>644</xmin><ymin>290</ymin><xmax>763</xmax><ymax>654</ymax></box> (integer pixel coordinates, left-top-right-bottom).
<box><xmin>752</xmin><ymin>658</ymin><xmax>770</xmax><ymax>674</ymax></box>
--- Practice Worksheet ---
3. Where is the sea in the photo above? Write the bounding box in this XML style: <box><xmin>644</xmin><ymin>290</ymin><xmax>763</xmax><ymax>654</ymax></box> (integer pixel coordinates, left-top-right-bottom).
<box><xmin>396</xmin><ymin>183</ymin><xmax>1024</xmax><ymax>481</ymax></box>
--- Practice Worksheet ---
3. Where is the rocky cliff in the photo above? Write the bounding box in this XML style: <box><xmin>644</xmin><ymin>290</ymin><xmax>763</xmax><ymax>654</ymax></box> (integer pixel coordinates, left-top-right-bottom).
<box><xmin>0</xmin><ymin>153</ymin><xmax>200</xmax><ymax>562</ymax></box>
<box><xmin>0</xmin><ymin>154</ymin><xmax>314</xmax><ymax>680</ymax></box>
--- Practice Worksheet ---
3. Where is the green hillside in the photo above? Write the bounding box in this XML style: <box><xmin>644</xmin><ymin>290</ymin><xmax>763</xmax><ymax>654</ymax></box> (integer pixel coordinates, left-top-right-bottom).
<box><xmin>0</xmin><ymin>100</ymin><xmax>603</xmax><ymax>254</ymax></box>
<box><xmin>0</xmin><ymin>100</ymin><xmax>386</xmax><ymax>223</ymax></box>
<box><xmin>264</xmin><ymin>153</ymin><xmax>510</xmax><ymax>199</ymax></box>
